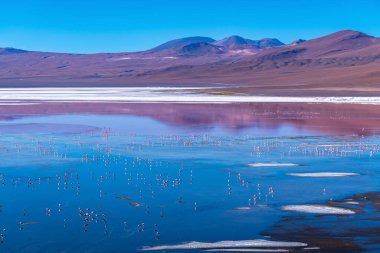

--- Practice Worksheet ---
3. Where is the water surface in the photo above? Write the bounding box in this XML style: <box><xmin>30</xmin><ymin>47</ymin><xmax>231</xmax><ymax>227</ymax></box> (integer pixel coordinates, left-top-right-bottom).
<box><xmin>0</xmin><ymin>102</ymin><xmax>379</xmax><ymax>252</ymax></box>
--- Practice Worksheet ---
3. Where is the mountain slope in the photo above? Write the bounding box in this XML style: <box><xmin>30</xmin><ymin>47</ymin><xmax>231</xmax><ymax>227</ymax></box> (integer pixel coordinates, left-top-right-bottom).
<box><xmin>289</xmin><ymin>39</ymin><xmax>306</xmax><ymax>46</ymax></box>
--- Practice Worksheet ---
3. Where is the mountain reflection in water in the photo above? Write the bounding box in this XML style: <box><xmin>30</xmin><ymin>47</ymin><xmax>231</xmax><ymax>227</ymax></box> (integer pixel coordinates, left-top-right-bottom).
<box><xmin>1</xmin><ymin>102</ymin><xmax>380</xmax><ymax>135</ymax></box>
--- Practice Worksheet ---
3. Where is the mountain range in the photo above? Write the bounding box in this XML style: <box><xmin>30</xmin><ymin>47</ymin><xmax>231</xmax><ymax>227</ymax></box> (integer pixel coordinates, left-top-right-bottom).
<box><xmin>1</xmin><ymin>30</ymin><xmax>380</xmax><ymax>95</ymax></box>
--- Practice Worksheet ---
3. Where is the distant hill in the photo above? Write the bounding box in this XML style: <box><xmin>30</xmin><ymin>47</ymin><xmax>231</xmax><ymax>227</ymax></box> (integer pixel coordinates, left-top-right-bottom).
<box><xmin>0</xmin><ymin>47</ymin><xmax>28</xmax><ymax>55</ymax></box>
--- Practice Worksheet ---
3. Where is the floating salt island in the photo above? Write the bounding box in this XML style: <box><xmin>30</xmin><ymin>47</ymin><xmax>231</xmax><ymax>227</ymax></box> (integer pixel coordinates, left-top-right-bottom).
<box><xmin>286</xmin><ymin>172</ymin><xmax>359</xmax><ymax>178</ymax></box>
<box><xmin>235</xmin><ymin>205</ymin><xmax>268</xmax><ymax>211</ymax></box>
<box><xmin>344</xmin><ymin>201</ymin><xmax>360</xmax><ymax>205</ymax></box>
<box><xmin>247</xmin><ymin>163</ymin><xmax>300</xmax><ymax>167</ymax></box>
<box><xmin>234</xmin><ymin>207</ymin><xmax>254</xmax><ymax>211</ymax></box>
<box><xmin>280</xmin><ymin>204</ymin><xmax>356</xmax><ymax>215</ymax></box>
<box><xmin>203</xmin><ymin>249</ymin><xmax>290</xmax><ymax>252</ymax></box>
<box><xmin>142</xmin><ymin>239</ymin><xmax>309</xmax><ymax>251</ymax></box>
<box><xmin>129</xmin><ymin>202</ymin><xmax>143</xmax><ymax>207</ymax></box>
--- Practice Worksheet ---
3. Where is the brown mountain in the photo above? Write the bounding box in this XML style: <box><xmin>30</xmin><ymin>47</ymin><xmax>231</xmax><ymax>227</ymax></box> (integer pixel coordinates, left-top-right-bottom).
<box><xmin>141</xmin><ymin>30</ymin><xmax>380</xmax><ymax>95</ymax></box>
<box><xmin>0</xmin><ymin>30</ymin><xmax>379</xmax><ymax>96</ymax></box>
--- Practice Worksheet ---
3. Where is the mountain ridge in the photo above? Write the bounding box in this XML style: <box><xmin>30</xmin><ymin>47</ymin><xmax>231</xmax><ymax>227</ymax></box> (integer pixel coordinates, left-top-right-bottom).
<box><xmin>0</xmin><ymin>29</ymin><xmax>380</xmax><ymax>96</ymax></box>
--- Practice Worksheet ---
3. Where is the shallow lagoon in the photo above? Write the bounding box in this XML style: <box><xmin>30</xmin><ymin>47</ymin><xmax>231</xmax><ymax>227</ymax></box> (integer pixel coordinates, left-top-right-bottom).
<box><xmin>0</xmin><ymin>103</ymin><xmax>380</xmax><ymax>252</ymax></box>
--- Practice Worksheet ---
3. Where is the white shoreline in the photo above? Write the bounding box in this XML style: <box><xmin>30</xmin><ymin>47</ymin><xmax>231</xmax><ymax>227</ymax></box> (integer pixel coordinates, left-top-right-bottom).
<box><xmin>0</xmin><ymin>87</ymin><xmax>379</xmax><ymax>104</ymax></box>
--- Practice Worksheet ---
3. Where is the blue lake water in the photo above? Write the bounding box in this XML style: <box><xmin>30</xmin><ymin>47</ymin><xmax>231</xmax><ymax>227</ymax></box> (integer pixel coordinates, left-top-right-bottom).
<box><xmin>0</xmin><ymin>103</ymin><xmax>380</xmax><ymax>252</ymax></box>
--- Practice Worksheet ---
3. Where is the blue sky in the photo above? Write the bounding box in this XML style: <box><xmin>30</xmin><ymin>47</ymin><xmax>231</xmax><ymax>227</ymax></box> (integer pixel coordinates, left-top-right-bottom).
<box><xmin>0</xmin><ymin>0</ymin><xmax>379</xmax><ymax>53</ymax></box>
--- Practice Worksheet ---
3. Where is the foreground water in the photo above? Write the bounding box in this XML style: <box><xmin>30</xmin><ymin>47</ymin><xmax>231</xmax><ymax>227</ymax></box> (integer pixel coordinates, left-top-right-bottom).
<box><xmin>0</xmin><ymin>103</ymin><xmax>380</xmax><ymax>253</ymax></box>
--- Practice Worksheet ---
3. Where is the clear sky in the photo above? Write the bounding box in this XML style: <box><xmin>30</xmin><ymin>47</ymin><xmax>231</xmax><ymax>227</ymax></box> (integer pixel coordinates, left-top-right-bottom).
<box><xmin>1</xmin><ymin>0</ymin><xmax>379</xmax><ymax>53</ymax></box>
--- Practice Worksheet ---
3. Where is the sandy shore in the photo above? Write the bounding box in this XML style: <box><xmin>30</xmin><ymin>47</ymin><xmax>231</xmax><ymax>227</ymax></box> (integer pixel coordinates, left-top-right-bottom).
<box><xmin>0</xmin><ymin>87</ymin><xmax>380</xmax><ymax>104</ymax></box>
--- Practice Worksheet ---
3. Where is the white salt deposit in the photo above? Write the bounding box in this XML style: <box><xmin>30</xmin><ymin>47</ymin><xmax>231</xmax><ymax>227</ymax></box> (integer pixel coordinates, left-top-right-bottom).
<box><xmin>247</xmin><ymin>163</ymin><xmax>300</xmax><ymax>167</ymax></box>
<box><xmin>344</xmin><ymin>201</ymin><xmax>360</xmax><ymax>205</ymax></box>
<box><xmin>142</xmin><ymin>239</ymin><xmax>308</xmax><ymax>251</ymax></box>
<box><xmin>281</xmin><ymin>205</ymin><xmax>355</xmax><ymax>215</ymax></box>
<box><xmin>287</xmin><ymin>172</ymin><xmax>359</xmax><ymax>177</ymax></box>
<box><xmin>235</xmin><ymin>207</ymin><xmax>253</xmax><ymax>210</ymax></box>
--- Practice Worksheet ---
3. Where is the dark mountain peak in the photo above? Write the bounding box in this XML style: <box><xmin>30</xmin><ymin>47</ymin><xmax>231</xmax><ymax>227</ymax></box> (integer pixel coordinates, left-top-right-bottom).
<box><xmin>178</xmin><ymin>42</ymin><xmax>224</xmax><ymax>57</ymax></box>
<box><xmin>151</xmin><ymin>36</ymin><xmax>215</xmax><ymax>51</ymax></box>
<box><xmin>0</xmin><ymin>47</ymin><xmax>28</xmax><ymax>55</ymax></box>
<box><xmin>213</xmin><ymin>36</ymin><xmax>284</xmax><ymax>50</ymax></box>
<box><xmin>257</xmin><ymin>38</ymin><xmax>284</xmax><ymax>48</ymax></box>
<box><xmin>213</xmin><ymin>36</ymin><xmax>251</xmax><ymax>46</ymax></box>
